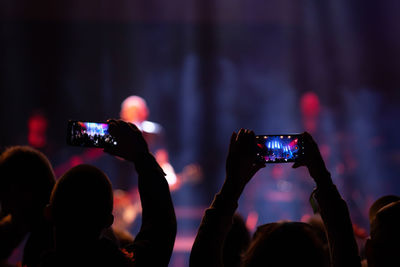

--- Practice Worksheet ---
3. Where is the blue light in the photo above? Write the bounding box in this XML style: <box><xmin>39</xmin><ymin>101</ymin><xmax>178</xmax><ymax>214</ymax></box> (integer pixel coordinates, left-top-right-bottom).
<box><xmin>85</xmin><ymin>122</ymin><xmax>106</xmax><ymax>136</ymax></box>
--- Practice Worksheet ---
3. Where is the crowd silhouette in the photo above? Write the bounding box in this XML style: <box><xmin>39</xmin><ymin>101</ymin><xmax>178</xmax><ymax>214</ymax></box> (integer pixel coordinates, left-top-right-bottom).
<box><xmin>0</xmin><ymin>120</ymin><xmax>398</xmax><ymax>267</ymax></box>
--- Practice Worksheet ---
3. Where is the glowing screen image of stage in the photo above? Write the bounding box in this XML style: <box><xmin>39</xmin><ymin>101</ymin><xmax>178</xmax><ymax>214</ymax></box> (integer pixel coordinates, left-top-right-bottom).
<box><xmin>256</xmin><ymin>135</ymin><xmax>303</xmax><ymax>163</ymax></box>
<box><xmin>68</xmin><ymin>121</ymin><xmax>117</xmax><ymax>147</ymax></box>
<box><xmin>79</xmin><ymin>122</ymin><xmax>109</xmax><ymax>136</ymax></box>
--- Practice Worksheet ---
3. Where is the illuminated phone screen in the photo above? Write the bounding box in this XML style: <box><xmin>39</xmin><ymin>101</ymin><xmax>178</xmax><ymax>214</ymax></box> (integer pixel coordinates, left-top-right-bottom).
<box><xmin>67</xmin><ymin>121</ymin><xmax>117</xmax><ymax>148</ymax></box>
<box><xmin>256</xmin><ymin>135</ymin><xmax>304</xmax><ymax>163</ymax></box>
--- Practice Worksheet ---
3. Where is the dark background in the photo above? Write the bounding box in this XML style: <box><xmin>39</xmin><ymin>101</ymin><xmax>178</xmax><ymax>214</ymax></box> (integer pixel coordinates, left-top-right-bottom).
<box><xmin>1</xmin><ymin>0</ymin><xmax>400</xmax><ymax>265</ymax></box>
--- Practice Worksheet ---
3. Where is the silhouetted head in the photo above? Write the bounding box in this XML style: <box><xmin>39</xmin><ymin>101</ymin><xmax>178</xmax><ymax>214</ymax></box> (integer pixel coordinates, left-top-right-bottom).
<box><xmin>368</xmin><ymin>195</ymin><xmax>400</xmax><ymax>223</ymax></box>
<box><xmin>306</xmin><ymin>214</ymin><xmax>329</xmax><ymax>247</ymax></box>
<box><xmin>223</xmin><ymin>213</ymin><xmax>251</xmax><ymax>267</ymax></box>
<box><xmin>242</xmin><ymin>222</ymin><xmax>325</xmax><ymax>267</ymax></box>
<box><xmin>366</xmin><ymin>200</ymin><xmax>400</xmax><ymax>267</ymax></box>
<box><xmin>0</xmin><ymin>146</ymin><xmax>55</xmax><ymax>223</ymax></box>
<box><xmin>48</xmin><ymin>164</ymin><xmax>114</xmax><ymax>244</ymax></box>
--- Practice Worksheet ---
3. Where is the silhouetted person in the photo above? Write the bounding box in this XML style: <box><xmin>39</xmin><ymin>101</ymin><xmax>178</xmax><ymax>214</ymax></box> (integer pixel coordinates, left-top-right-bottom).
<box><xmin>365</xmin><ymin>200</ymin><xmax>400</xmax><ymax>267</ymax></box>
<box><xmin>41</xmin><ymin>120</ymin><xmax>176</xmax><ymax>267</ymax></box>
<box><xmin>190</xmin><ymin>130</ymin><xmax>360</xmax><ymax>267</ymax></box>
<box><xmin>292</xmin><ymin>132</ymin><xmax>361</xmax><ymax>267</ymax></box>
<box><xmin>368</xmin><ymin>195</ymin><xmax>400</xmax><ymax>224</ymax></box>
<box><xmin>242</xmin><ymin>222</ymin><xmax>325</xmax><ymax>267</ymax></box>
<box><xmin>42</xmin><ymin>164</ymin><xmax>133</xmax><ymax>267</ymax></box>
<box><xmin>0</xmin><ymin>146</ymin><xmax>55</xmax><ymax>267</ymax></box>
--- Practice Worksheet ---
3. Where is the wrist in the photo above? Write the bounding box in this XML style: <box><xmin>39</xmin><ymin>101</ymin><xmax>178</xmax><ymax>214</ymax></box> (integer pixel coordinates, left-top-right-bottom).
<box><xmin>313</xmin><ymin>169</ymin><xmax>333</xmax><ymax>186</ymax></box>
<box><xmin>220</xmin><ymin>178</ymin><xmax>246</xmax><ymax>201</ymax></box>
<box><xmin>212</xmin><ymin>181</ymin><xmax>241</xmax><ymax>215</ymax></box>
<box><xmin>134</xmin><ymin>152</ymin><xmax>164</xmax><ymax>175</ymax></box>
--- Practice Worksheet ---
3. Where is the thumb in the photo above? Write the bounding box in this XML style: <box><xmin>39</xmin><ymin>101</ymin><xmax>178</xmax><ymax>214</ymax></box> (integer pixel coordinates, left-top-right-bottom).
<box><xmin>292</xmin><ymin>162</ymin><xmax>302</xmax><ymax>169</ymax></box>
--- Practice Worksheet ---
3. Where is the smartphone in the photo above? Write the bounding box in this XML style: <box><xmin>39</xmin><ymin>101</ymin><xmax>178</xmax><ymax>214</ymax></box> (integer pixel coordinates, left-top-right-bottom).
<box><xmin>66</xmin><ymin>120</ymin><xmax>117</xmax><ymax>148</ymax></box>
<box><xmin>255</xmin><ymin>134</ymin><xmax>304</xmax><ymax>163</ymax></box>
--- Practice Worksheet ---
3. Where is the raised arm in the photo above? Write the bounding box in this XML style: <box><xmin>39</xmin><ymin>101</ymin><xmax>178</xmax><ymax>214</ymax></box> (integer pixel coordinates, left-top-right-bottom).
<box><xmin>190</xmin><ymin>129</ymin><xmax>264</xmax><ymax>267</ymax></box>
<box><xmin>293</xmin><ymin>132</ymin><xmax>361</xmax><ymax>267</ymax></box>
<box><xmin>105</xmin><ymin>120</ymin><xmax>177</xmax><ymax>267</ymax></box>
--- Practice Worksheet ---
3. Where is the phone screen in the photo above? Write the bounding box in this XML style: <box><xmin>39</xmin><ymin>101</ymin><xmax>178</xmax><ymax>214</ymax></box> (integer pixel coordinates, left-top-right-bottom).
<box><xmin>256</xmin><ymin>134</ymin><xmax>304</xmax><ymax>163</ymax></box>
<box><xmin>67</xmin><ymin>121</ymin><xmax>117</xmax><ymax>148</ymax></box>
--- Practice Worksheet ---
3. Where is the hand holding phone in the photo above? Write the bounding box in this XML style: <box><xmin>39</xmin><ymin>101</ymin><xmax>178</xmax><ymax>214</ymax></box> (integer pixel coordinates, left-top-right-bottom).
<box><xmin>224</xmin><ymin>129</ymin><xmax>266</xmax><ymax>198</ymax></box>
<box><xmin>67</xmin><ymin>120</ymin><xmax>151</xmax><ymax>163</ymax></box>
<box><xmin>104</xmin><ymin>119</ymin><xmax>150</xmax><ymax>162</ymax></box>
<box><xmin>292</xmin><ymin>132</ymin><xmax>330</xmax><ymax>183</ymax></box>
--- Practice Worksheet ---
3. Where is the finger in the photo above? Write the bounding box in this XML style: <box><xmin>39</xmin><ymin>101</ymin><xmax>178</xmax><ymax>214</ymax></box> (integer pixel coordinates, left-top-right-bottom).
<box><xmin>231</xmin><ymin>131</ymin><xmax>237</xmax><ymax>142</ymax></box>
<box><xmin>248</xmin><ymin>130</ymin><xmax>257</xmax><ymax>151</ymax></box>
<box><xmin>243</xmin><ymin>129</ymin><xmax>253</xmax><ymax>141</ymax></box>
<box><xmin>229</xmin><ymin>131</ymin><xmax>237</xmax><ymax>148</ymax></box>
<box><xmin>238</xmin><ymin>128</ymin><xmax>253</xmax><ymax>148</ymax></box>
<box><xmin>126</xmin><ymin>121</ymin><xmax>140</xmax><ymax>132</ymax></box>
<box><xmin>107</xmin><ymin>120</ymin><xmax>118</xmax><ymax>135</ymax></box>
<box><xmin>107</xmin><ymin>118</ymin><xmax>117</xmax><ymax>123</ymax></box>
<box><xmin>239</xmin><ymin>129</ymin><xmax>248</xmax><ymax>146</ymax></box>
<box><xmin>234</xmin><ymin>129</ymin><xmax>246</xmax><ymax>150</ymax></box>
<box><xmin>248</xmin><ymin>130</ymin><xmax>255</xmax><ymax>138</ymax></box>
<box><xmin>245</xmin><ymin>129</ymin><xmax>256</xmax><ymax>140</ymax></box>
<box><xmin>237</xmin><ymin>128</ymin><xmax>245</xmax><ymax>142</ymax></box>
<box><xmin>292</xmin><ymin>162</ymin><xmax>302</xmax><ymax>168</ymax></box>
<box><xmin>116</xmin><ymin>120</ymin><xmax>138</xmax><ymax>140</ymax></box>
<box><xmin>228</xmin><ymin>132</ymin><xmax>238</xmax><ymax>155</ymax></box>
<box><xmin>302</xmin><ymin>132</ymin><xmax>321</xmax><ymax>157</ymax></box>
<box><xmin>303</xmin><ymin>131</ymin><xmax>317</xmax><ymax>147</ymax></box>
<box><xmin>303</xmin><ymin>131</ymin><xmax>313</xmax><ymax>140</ymax></box>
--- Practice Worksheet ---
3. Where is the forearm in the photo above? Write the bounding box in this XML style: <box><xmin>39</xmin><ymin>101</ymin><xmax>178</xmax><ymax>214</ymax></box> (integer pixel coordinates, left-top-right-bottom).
<box><xmin>135</xmin><ymin>153</ymin><xmax>175</xmax><ymax>221</ymax></box>
<box><xmin>191</xmin><ymin>128</ymin><xmax>260</xmax><ymax>267</ymax></box>
<box><xmin>190</xmin><ymin>180</ymin><xmax>241</xmax><ymax>267</ymax></box>
<box><xmin>314</xmin><ymin>173</ymin><xmax>361</xmax><ymax>267</ymax></box>
<box><xmin>131</xmin><ymin>152</ymin><xmax>177</xmax><ymax>266</ymax></box>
